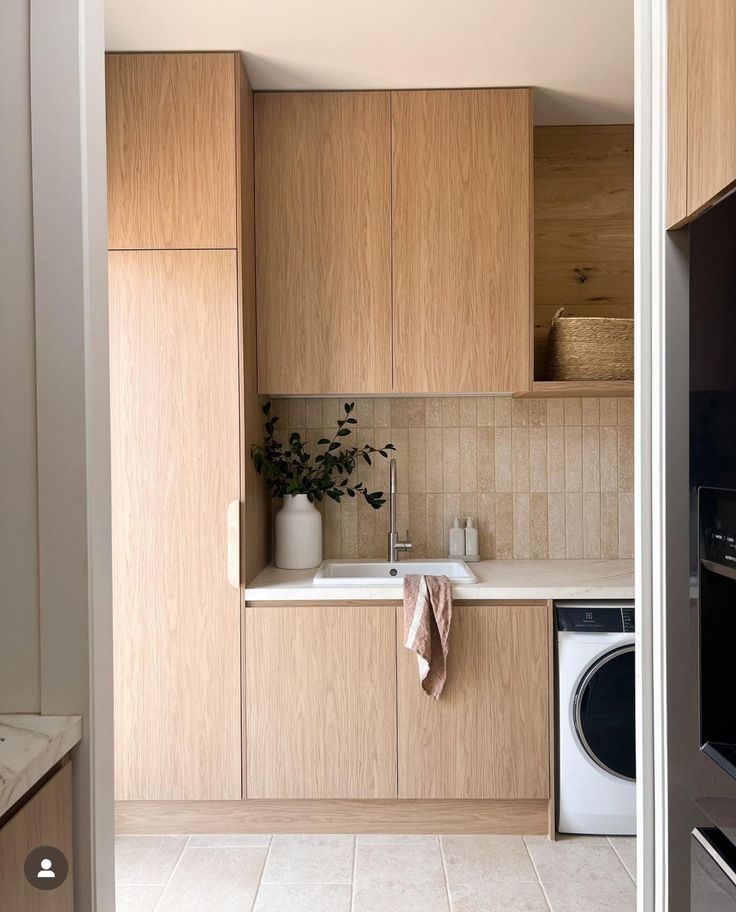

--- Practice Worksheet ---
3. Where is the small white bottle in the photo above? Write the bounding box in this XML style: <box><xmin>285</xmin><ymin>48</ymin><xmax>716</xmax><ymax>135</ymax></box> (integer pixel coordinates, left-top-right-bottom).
<box><xmin>449</xmin><ymin>517</ymin><xmax>465</xmax><ymax>557</ymax></box>
<box><xmin>464</xmin><ymin>517</ymin><xmax>480</xmax><ymax>562</ymax></box>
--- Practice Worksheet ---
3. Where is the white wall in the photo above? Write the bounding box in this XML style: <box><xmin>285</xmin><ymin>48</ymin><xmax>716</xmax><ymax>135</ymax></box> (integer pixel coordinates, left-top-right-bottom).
<box><xmin>0</xmin><ymin>0</ymin><xmax>41</xmax><ymax>711</ymax></box>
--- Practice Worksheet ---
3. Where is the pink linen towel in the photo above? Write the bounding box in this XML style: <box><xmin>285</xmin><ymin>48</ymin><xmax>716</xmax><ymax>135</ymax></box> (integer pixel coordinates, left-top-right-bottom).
<box><xmin>403</xmin><ymin>574</ymin><xmax>453</xmax><ymax>700</ymax></box>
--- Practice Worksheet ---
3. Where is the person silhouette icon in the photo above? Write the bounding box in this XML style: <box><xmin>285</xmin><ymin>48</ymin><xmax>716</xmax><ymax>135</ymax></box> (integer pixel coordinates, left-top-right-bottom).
<box><xmin>36</xmin><ymin>859</ymin><xmax>55</xmax><ymax>879</ymax></box>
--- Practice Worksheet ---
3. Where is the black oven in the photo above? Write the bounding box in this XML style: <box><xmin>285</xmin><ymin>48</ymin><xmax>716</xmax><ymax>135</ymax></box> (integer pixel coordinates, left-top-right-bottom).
<box><xmin>699</xmin><ymin>487</ymin><xmax>736</xmax><ymax>780</ymax></box>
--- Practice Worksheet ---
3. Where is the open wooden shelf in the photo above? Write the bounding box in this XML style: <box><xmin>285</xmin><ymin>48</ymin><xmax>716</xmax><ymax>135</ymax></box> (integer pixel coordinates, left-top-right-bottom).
<box><xmin>519</xmin><ymin>380</ymin><xmax>634</xmax><ymax>398</ymax></box>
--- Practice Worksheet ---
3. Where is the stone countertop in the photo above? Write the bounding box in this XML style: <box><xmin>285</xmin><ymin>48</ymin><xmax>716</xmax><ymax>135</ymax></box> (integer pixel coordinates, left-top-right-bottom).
<box><xmin>245</xmin><ymin>559</ymin><xmax>635</xmax><ymax>602</ymax></box>
<box><xmin>0</xmin><ymin>715</ymin><xmax>83</xmax><ymax>818</ymax></box>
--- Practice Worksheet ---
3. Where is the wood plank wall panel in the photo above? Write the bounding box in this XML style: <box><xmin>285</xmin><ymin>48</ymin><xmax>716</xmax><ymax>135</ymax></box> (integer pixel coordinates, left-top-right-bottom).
<box><xmin>397</xmin><ymin>603</ymin><xmax>550</xmax><ymax>799</ymax></box>
<box><xmin>106</xmin><ymin>53</ymin><xmax>237</xmax><ymax>250</ymax></box>
<box><xmin>110</xmin><ymin>249</ymin><xmax>242</xmax><ymax>800</ymax></box>
<box><xmin>0</xmin><ymin>764</ymin><xmax>74</xmax><ymax>911</ymax></box>
<box><xmin>687</xmin><ymin>0</ymin><xmax>736</xmax><ymax>218</ymax></box>
<box><xmin>245</xmin><ymin>603</ymin><xmax>397</xmax><ymax>799</ymax></box>
<box><xmin>392</xmin><ymin>89</ymin><xmax>533</xmax><ymax>394</ymax></box>
<box><xmin>667</xmin><ymin>0</ymin><xmax>689</xmax><ymax>227</ymax></box>
<box><xmin>534</xmin><ymin>125</ymin><xmax>634</xmax><ymax>378</ymax></box>
<box><xmin>255</xmin><ymin>91</ymin><xmax>392</xmax><ymax>394</ymax></box>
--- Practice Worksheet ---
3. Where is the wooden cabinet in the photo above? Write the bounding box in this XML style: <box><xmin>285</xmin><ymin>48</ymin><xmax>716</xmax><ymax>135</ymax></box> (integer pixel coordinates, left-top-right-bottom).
<box><xmin>397</xmin><ymin>602</ymin><xmax>549</xmax><ymax>799</ymax></box>
<box><xmin>106</xmin><ymin>53</ymin><xmax>237</xmax><ymax>249</ymax></box>
<box><xmin>254</xmin><ymin>88</ymin><xmax>532</xmax><ymax>395</ymax></box>
<box><xmin>668</xmin><ymin>0</ymin><xmax>736</xmax><ymax>226</ymax></box>
<box><xmin>0</xmin><ymin>763</ymin><xmax>73</xmax><ymax>911</ymax></box>
<box><xmin>245</xmin><ymin>603</ymin><xmax>397</xmax><ymax>798</ymax></box>
<box><xmin>254</xmin><ymin>92</ymin><xmax>392</xmax><ymax>394</ymax></box>
<box><xmin>110</xmin><ymin>249</ymin><xmax>242</xmax><ymax>800</ymax></box>
<box><xmin>392</xmin><ymin>89</ymin><xmax>533</xmax><ymax>393</ymax></box>
<box><xmin>107</xmin><ymin>53</ymin><xmax>267</xmax><ymax>801</ymax></box>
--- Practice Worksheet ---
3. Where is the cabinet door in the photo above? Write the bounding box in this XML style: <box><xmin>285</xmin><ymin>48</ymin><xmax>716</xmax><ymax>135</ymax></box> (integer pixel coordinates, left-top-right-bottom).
<box><xmin>397</xmin><ymin>603</ymin><xmax>549</xmax><ymax>799</ymax></box>
<box><xmin>392</xmin><ymin>89</ymin><xmax>533</xmax><ymax>393</ymax></box>
<box><xmin>687</xmin><ymin>0</ymin><xmax>736</xmax><ymax>218</ymax></box>
<box><xmin>106</xmin><ymin>53</ymin><xmax>237</xmax><ymax>249</ymax></box>
<box><xmin>0</xmin><ymin>764</ymin><xmax>73</xmax><ymax>911</ymax></box>
<box><xmin>245</xmin><ymin>603</ymin><xmax>397</xmax><ymax>798</ymax></box>
<box><xmin>255</xmin><ymin>92</ymin><xmax>392</xmax><ymax>394</ymax></box>
<box><xmin>110</xmin><ymin>250</ymin><xmax>242</xmax><ymax>800</ymax></box>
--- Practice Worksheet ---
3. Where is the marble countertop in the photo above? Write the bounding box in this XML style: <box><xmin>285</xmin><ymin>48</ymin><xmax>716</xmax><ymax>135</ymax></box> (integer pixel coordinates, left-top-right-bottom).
<box><xmin>245</xmin><ymin>559</ymin><xmax>635</xmax><ymax>602</ymax></box>
<box><xmin>0</xmin><ymin>715</ymin><xmax>83</xmax><ymax>818</ymax></box>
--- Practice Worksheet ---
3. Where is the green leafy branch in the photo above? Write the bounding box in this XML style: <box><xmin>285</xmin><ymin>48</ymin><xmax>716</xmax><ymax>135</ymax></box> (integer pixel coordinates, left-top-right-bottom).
<box><xmin>251</xmin><ymin>401</ymin><xmax>395</xmax><ymax>509</ymax></box>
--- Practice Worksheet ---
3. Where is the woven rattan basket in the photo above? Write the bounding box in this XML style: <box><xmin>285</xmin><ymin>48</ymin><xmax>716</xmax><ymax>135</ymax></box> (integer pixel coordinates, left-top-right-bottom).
<box><xmin>545</xmin><ymin>309</ymin><xmax>634</xmax><ymax>381</ymax></box>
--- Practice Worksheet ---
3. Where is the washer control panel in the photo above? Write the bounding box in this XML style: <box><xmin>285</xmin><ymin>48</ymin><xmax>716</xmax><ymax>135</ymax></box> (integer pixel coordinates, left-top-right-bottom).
<box><xmin>556</xmin><ymin>604</ymin><xmax>635</xmax><ymax>633</ymax></box>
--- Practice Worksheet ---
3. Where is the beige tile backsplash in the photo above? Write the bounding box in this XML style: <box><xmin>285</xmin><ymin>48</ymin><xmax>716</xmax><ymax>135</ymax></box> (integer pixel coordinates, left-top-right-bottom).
<box><xmin>266</xmin><ymin>396</ymin><xmax>634</xmax><ymax>561</ymax></box>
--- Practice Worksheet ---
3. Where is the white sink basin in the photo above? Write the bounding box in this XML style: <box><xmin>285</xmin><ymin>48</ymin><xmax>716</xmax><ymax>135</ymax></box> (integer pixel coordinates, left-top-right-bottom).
<box><xmin>313</xmin><ymin>559</ymin><xmax>477</xmax><ymax>586</ymax></box>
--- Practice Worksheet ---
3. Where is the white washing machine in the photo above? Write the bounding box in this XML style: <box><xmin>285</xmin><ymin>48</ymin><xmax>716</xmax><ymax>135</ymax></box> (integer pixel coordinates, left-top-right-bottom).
<box><xmin>556</xmin><ymin>601</ymin><xmax>636</xmax><ymax>835</ymax></box>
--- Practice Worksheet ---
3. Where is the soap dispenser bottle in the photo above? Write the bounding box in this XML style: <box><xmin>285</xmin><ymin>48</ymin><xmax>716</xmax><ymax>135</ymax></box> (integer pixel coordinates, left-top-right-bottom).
<box><xmin>449</xmin><ymin>517</ymin><xmax>465</xmax><ymax>557</ymax></box>
<box><xmin>464</xmin><ymin>517</ymin><xmax>480</xmax><ymax>562</ymax></box>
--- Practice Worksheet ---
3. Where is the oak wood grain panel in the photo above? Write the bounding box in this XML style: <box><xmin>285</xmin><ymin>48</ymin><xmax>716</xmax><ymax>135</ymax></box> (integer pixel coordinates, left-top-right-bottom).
<box><xmin>110</xmin><ymin>250</ymin><xmax>242</xmax><ymax>800</ymax></box>
<box><xmin>392</xmin><ymin>89</ymin><xmax>532</xmax><ymax>393</ymax></box>
<box><xmin>397</xmin><ymin>602</ymin><xmax>550</xmax><ymax>799</ymax></box>
<box><xmin>534</xmin><ymin>125</ymin><xmax>634</xmax><ymax>379</ymax></box>
<box><xmin>667</xmin><ymin>0</ymin><xmax>689</xmax><ymax>227</ymax></box>
<box><xmin>115</xmin><ymin>797</ymin><xmax>549</xmax><ymax>835</ymax></box>
<box><xmin>235</xmin><ymin>57</ymin><xmax>269</xmax><ymax>585</ymax></box>
<box><xmin>687</xmin><ymin>0</ymin><xmax>736</xmax><ymax>217</ymax></box>
<box><xmin>106</xmin><ymin>53</ymin><xmax>237</xmax><ymax>249</ymax></box>
<box><xmin>255</xmin><ymin>91</ymin><xmax>392</xmax><ymax>394</ymax></box>
<box><xmin>0</xmin><ymin>764</ymin><xmax>73</xmax><ymax>911</ymax></box>
<box><xmin>245</xmin><ymin>603</ymin><xmax>397</xmax><ymax>799</ymax></box>
<box><xmin>523</xmin><ymin>380</ymin><xmax>634</xmax><ymax>399</ymax></box>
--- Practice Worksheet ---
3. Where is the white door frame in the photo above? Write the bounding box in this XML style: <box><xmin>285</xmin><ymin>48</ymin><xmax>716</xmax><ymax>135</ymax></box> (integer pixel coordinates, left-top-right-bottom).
<box><xmin>29</xmin><ymin>0</ymin><xmax>114</xmax><ymax>907</ymax></box>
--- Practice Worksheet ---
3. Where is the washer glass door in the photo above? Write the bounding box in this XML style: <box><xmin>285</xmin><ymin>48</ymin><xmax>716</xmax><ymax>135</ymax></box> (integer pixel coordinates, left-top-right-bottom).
<box><xmin>574</xmin><ymin>644</ymin><xmax>635</xmax><ymax>781</ymax></box>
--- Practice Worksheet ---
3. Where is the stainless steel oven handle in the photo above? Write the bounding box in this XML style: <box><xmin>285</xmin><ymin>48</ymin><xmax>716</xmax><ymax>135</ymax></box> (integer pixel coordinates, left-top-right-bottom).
<box><xmin>694</xmin><ymin>828</ymin><xmax>736</xmax><ymax>886</ymax></box>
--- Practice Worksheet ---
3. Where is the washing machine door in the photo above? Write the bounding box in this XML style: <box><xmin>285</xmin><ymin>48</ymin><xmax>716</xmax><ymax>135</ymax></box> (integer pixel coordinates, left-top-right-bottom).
<box><xmin>574</xmin><ymin>643</ymin><xmax>636</xmax><ymax>781</ymax></box>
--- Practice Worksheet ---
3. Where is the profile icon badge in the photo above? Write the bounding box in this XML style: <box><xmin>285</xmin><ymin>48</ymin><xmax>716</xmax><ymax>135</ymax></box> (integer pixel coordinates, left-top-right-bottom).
<box><xmin>24</xmin><ymin>846</ymin><xmax>68</xmax><ymax>891</ymax></box>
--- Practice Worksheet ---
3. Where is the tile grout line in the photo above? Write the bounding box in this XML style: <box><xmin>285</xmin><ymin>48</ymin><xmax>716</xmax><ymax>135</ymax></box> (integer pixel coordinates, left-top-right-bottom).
<box><xmin>349</xmin><ymin>834</ymin><xmax>358</xmax><ymax>912</ymax></box>
<box><xmin>521</xmin><ymin>836</ymin><xmax>555</xmax><ymax>912</ymax></box>
<box><xmin>607</xmin><ymin>836</ymin><xmax>637</xmax><ymax>885</ymax></box>
<box><xmin>249</xmin><ymin>834</ymin><xmax>274</xmax><ymax>912</ymax></box>
<box><xmin>151</xmin><ymin>835</ymin><xmax>191</xmax><ymax>912</ymax></box>
<box><xmin>437</xmin><ymin>835</ymin><xmax>453</xmax><ymax>912</ymax></box>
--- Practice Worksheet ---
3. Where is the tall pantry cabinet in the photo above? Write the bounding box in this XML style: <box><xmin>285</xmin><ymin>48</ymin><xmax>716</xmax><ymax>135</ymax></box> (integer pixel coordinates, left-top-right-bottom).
<box><xmin>107</xmin><ymin>52</ymin><xmax>266</xmax><ymax>800</ymax></box>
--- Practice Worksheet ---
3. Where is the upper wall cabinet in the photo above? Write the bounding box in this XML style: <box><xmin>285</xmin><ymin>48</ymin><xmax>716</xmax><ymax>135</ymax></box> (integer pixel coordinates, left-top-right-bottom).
<box><xmin>668</xmin><ymin>0</ymin><xmax>736</xmax><ymax>227</ymax></box>
<box><xmin>255</xmin><ymin>92</ymin><xmax>392</xmax><ymax>395</ymax></box>
<box><xmin>254</xmin><ymin>88</ymin><xmax>533</xmax><ymax>395</ymax></box>
<box><xmin>391</xmin><ymin>89</ymin><xmax>533</xmax><ymax>394</ymax></box>
<box><xmin>106</xmin><ymin>53</ymin><xmax>237</xmax><ymax>249</ymax></box>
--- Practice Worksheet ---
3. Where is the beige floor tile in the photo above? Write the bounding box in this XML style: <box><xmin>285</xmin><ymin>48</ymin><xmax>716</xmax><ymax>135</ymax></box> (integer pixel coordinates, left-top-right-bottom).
<box><xmin>525</xmin><ymin>838</ymin><xmax>631</xmax><ymax>884</ymax></box>
<box><xmin>609</xmin><ymin>837</ymin><xmax>637</xmax><ymax>881</ymax></box>
<box><xmin>262</xmin><ymin>835</ymin><xmax>354</xmax><ymax>884</ymax></box>
<box><xmin>115</xmin><ymin>885</ymin><xmax>163</xmax><ymax>912</ymax></box>
<box><xmin>115</xmin><ymin>835</ymin><xmax>188</xmax><ymax>886</ymax></box>
<box><xmin>253</xmin><ymin>883</ymin><xmax>352</xmax><ymax>912</ymax></box>
<box><xmin>355</xmin><ymin>843</ymin><xmax>446</xmax><ymax>885</ymax></box>
<box><xmin>524</xmin><ymin>834</ymin><xmax>609</xmax><ymax>847</ymax></box>
<box><xmin>156</xmin><ymin>846</ymin><xmax>267</xmax><ymax>912</ymax></box>
<box><xmin>542</xmin><ymin>877</ymin><xmax>635</xmax><ymax>912</ymax></box>
<box><xmin>441</xmin><ymin>835</ymin><xmax>537</xmax><ymax>884</ymax></box>
<box><xmin>353</xmin><ymin>879</ymin><xmax>450</xmax><ymax>912</ymax></box>
<box><xmin>188</xmin><ymin>834</ymin><xmax>271</xmax><ymax>847</ymax></box>
<box><xmin>449</xmin><ymin>881</ymin><xmax>549</xmax><ymax>912</ymax></box>
<box><xmin>356</xmin><ymin>834</ymin><xmax>438</xmax><ymax>845</ymax></box>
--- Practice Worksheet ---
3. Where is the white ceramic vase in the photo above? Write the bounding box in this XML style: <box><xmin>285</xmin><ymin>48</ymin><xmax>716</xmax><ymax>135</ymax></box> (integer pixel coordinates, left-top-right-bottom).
<box><xmin>274</xmin><ymin>494</ymin><xmax>323</xmax><ymax>569</ymax></box>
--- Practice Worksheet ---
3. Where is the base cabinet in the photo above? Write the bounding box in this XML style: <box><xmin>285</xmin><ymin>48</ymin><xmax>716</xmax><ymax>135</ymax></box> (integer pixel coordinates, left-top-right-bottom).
<box><xmin>397</xmin><ymin>602</ymin><xmax>550</xmax><ymax>799</ymax></box>
<box><xmin>245</xmin><ymin>604</ymin><xmax>398</xmax><ymax>799</ymax></box>
<box><xmin>0</xmin><ymin>763</ymin><xmax>73</xmax><ymax>911</ymax></box>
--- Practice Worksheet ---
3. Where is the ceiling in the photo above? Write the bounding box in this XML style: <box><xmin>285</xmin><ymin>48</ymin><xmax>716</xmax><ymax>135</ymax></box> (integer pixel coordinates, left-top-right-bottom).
<box><xmin>104</xmin><ymin>0</ymin><xmax>633</xmax><ymax>125</ymax></box>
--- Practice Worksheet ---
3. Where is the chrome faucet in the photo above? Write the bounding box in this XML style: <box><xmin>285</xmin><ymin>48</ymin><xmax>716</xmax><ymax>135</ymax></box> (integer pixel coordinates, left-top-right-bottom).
<box><xmin>387</xmin><ymin>458</ymin><xmax>412</xmax><ymax>562</ymax></box>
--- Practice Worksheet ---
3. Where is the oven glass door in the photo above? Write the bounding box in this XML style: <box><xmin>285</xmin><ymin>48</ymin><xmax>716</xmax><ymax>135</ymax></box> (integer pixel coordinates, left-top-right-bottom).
<box><xmin>692</xmin><ymin>829</ymin><xmax>736</xmax><ymax>912</ymax></box>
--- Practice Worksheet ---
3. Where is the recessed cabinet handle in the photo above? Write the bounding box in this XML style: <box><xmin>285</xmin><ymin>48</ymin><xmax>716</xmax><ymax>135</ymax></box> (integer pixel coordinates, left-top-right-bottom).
<box><xmin>227</xmin><ymin>500</ymin><xmax>241</xmax><ymax>589</ymax></box>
